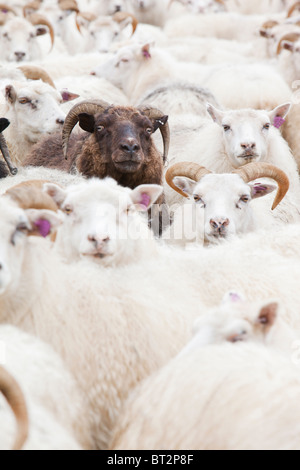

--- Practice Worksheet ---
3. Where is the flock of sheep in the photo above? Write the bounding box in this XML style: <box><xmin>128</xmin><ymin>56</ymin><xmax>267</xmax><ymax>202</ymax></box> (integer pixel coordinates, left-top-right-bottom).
<box><xmin>1</xmin><ymin>0</ymin><xmax>300</xmax><ymax>451</ymax></box>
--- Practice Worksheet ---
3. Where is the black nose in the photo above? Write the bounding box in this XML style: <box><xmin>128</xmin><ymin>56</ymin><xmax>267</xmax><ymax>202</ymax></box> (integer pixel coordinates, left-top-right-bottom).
<box><xmin>115</xmin><ymin>5</ymin><xmax>121</xmax><ymax>11</ymax></box>
<box><xmin>121</xmin><ymin>143</ymin><xmax>140</xmax><ymax>154</ymax></box>
<box><xmin>14</xmin><ymin>51</ymin><xmax>26</xmax><ymax>61</ymax></box>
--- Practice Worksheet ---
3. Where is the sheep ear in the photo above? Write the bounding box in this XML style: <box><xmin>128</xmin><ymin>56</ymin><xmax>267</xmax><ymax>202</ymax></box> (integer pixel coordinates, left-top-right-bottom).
<box><xmin>172</xmin><ymin>176</ymin><xmax>197</xmax><ymax>197</ymax></box>
<box><xmin>222</xmin><ymin>291</ymin><xmax>245</xmax><ymax>304</ymax></box>
<box><xmin>35</xmin><ymin>26</ymin><xmax>48</xmax><ymax>37</ymax></box>
<box><xmin>152</xmin><ymin>115</ymin><xmax>168</xmax><ymax>133</ymax></box>
<box><xmin>60</xmin><ymin>90</ymin><xmax>80</xmax><ymax>103</ymax></box>
<box><xmin>282</xmin><ymin>41</ymin><xmax>295</xmax><ymax>52</ymax></box>
<box><xmin>0</xmin><ymin>118</ymin><xmax>10</xmax><ymax>133</ymax></box>
<box><xmin>43</xmin><ymin>183</ymin><xmax>67</xmax><ymax>207</ymax></box>
<box><xmin>5</xmin><ymin>85</ymin><xmax>17</xmax><ymax>105</ymax></box>
<box><xmin>131</xmin><ymin>184</ymin><xmax>163</xmax><ymax>211</ymax></box>
<box><xmin>255</xmin><ymin>301</ymin><xmax>278</xmax><ymax>334</ymax></box>
<box><xmin>141</xmin><ymin>43</ymin><xmax>152</xmax><ymax>59</ymax></box>
<box><xmin>268</xmin><ymin>103</ymin><xmax>291</xmax><ymax>128</ymax></box>
<box><xmin>78</xmin><ymin>113</ymin><xmax>95</xmax><ymax>133</ymax></box>
<box><xmin>249</xmin><ymin>182</ymin><xmax>277</xmax><ymax>199</ymax></box>
<box><xmin>206</xmin><ymin>103</ymin><xmax>225</xmax><ymax>125</ymax></box>
<box><xmin>25</xmin><ymin>209</ymin><xmax>63</xmax><ymax>237</ymax></box>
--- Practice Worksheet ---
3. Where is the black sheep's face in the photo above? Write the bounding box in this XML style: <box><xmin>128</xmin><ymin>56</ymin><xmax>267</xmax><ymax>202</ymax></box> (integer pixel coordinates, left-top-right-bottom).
<box><xmin>78</xmin><ymin>110</ymin><xmax>167</xmax><ymax>174</ymax></box>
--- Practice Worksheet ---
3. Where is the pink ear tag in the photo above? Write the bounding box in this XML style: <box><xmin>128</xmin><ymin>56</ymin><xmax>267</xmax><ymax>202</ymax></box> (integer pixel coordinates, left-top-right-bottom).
<box><xmin>229</xmin><ymin>292</ymin><xmax>242</xmax><ymax>303</ymax></box>
<box><xmin>273</xmin><ymin>116</ymin><xmax>285</xmax><ymax>129</ymax></box>
<box><xmin>140</xmin><ymin>193</ymin><xmax>151</xmax><ymax>209</ymax></box>
<box><xmin>142</xmin><ymin>50</ymin><xmax>151</xmax><ymax>59</ymax></box>
<box><xmin>34</xmin><ymin>219</ymin><xmax>51</xmax><ymax>238</ymax></box>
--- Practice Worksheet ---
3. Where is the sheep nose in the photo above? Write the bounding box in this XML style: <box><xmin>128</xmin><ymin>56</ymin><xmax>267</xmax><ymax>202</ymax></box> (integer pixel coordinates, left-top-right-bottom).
<box><xmin>88</xmin><ymin>235</ymin><xmax>110</xmax><ymax>248</ymax></box>
<box><xmin>241</xmin><ymin>142</ymin><xmax>256</xmax><ymax>150</ymax></box>
<box><xmin>115</xmin><ymin>5</ymin><xmax>121</xmax><ymax>11</ymax></box>
<box><xmin>210</xmin><ymin>218</ymin><xmax>230</xmax><ymax>231</ymax></box>
<box><xmin>120</xmin><ymin>139</ymin><xmax>140</xmax><ymax>154</ymax></box>
<box><xmin>56</xmin><ymin>118</ymin><xmax>64</xmax><ymax>125</ymax></box>
<box><xmin>14</xmin><ymin>51</ymin><xmax>26</xmax><ymax>61</ymax></box>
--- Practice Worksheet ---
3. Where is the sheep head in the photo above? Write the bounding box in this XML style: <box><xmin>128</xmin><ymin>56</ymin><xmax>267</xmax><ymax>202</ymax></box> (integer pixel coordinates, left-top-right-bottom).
<box><xmin>62</xmin><ymin>100</ymin><xmax>170</xmax><ymax>174</ymax></box>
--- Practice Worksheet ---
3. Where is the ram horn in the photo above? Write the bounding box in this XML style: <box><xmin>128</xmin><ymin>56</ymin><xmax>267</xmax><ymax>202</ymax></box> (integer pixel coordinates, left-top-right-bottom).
<box><xmin>18</xmin><ymin>65</ymin><xmax>56</xmax><ymax>89</ymax></box>
<box><xmin>165</xmin><ymin>162</ymin><xmax>212</xmax><ymax>198</ymax></box>
<box><xmin>0</xmin><ymin>365</ymin><xmax>29</xmax><ymax>450</ymax></box>
<box><xmin>232</xmin><ymin>162</ymin><xmax>289</xmax><ymax>210</ymax></box>
<box><xmin>23</xmin><ymin>1</ymin><xmax>40</xmax><ymax>17</ymax></box>
<box><xmin>28</xmin><ymin>13</ymin><xmax>55</xmax><ymax>50</ymax></box>
<box><xmin>59</xmin><ymin>0</ymin><xmax>79</xmax><ymax>12</ymax></box>
<box><xmin>287</xmin><ymin>1</ymin><xmax>300</xmax><ymax>17</ymax></box>
<box><xmin>276</xmin><ymin>32</ymin><xmax>300</xmax><ymax>54</ymax></box>
<box><xmin>62</xmin><ymin>100</ymin><xmax>111</xmax><ymax>159</ymax></box>
<box><xmin>113</xmin><ymin>12</ymin><xmax>138</xmax><ymax>35</ymax></box>
<box><xmin>77</xmin><ymin>11</ymin><xmax>97</xmax><ymax>22</ymax></box>
<box><xmin>0</xmin><ymin>120</ymin><xmax>18</xmax><ymax>175</ymax></box>
<box><xmin>139</xmin><ymin>105</ymin><xmax>170</xmax><ymax>163</ymax></box>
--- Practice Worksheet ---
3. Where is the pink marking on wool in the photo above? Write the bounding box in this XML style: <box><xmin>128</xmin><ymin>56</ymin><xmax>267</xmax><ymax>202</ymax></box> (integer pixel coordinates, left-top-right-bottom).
<box><xmin>140</xmin><ymin>193</ymin><xmax>151</xmax><ymax>209</ymax></box>
<box><xmin>229</xmin><ymin>292</ymin><xmax>242</xmax><ymax>303</ymax></box>
<box><xmin>142</xmin><ymin>50</ymin><xmax>151</xmax><ymax>59</ymax></box>
<box><xmin>34</xmin><ymin>219</ymin><xmax>51</xmax><ymax>238</ymax></box>
<box><xmin>273</xmin><ymin>116</ymin><xmax>285</xmax><ymax>129</ymax></box>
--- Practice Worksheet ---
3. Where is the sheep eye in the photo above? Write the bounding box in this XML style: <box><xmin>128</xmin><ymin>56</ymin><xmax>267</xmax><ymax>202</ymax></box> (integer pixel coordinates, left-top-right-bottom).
<box><xmin>263</xmin><ymin>123</ymin><xmax>270</xmax><ymax>130</ymax></box>
<box><xmin>18</xmin><ymin>98</ymin><xmax>30</xmax><ymax>105</ymax></box>
<box><xmin>223</xmin><ymin>125</ymin><xmax>231</xmax><ymax>132</ymax></box>
<box><xmin>63</xmin><ymin>205</ymin><xmax>73</xmax><ymax>215</ymax></box>
<box><xmin>97</xmin><ymin>126</ymin><xmax>105</xmax><ymax>132</ymax></box>
<box><xmin>240</xmin><ymin>195</ymin><xmax>249</xmax><ymax>203</ymax></box>
<box><xmin>146</xmin><ymin>127</ymin><xmax>152</xmax><ymax>134</ymax></box>
<box><xmin>194</xmin><ymin>195</ymin><xmax>205</xmax><ymax>206</ymax></box>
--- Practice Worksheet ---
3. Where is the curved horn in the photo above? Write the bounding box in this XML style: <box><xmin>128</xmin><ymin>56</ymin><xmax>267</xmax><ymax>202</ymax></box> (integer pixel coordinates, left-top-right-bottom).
<box><xmin>62</xmin><ymin>100</ymin><xmax>111</xmax><ymax>159</ymax></box>
<box><xmin>165</xmin><ymin>162</ymin><xmax>212</xmax><ymax>198</ymax></box>
<box><xmin>59</xmin><ymin>0</ymin><xmax>79</xmax><ymax>13</ymax></box>
<box><xmin>18</xmin><ymin>65</ymin><xmax>56</xmax><ymax>89</ymax></box>
<box><xmin>276</xmin><ymin>32</ymin><xmax>300</xmax><ymax>54</ymax></box>
<box><xmin>113</xmin><ymin>12</ymin><xmax>138</xmax><ymax>35</ymax></box>
<box><xmin>0</xmin><ymin>123</ymin><xmax>18</xmax><ymax>175</ymax></box>
<box><xmin>287</xmin><ymin>1</ymin><xmax>300</xmax><ymax>17</ymax></box>
<box><xmin>138</xmin><ymin>105</ymin><xmax>170</xmax><ymax>163</ymax></box>
<box><xmin>232</xmin><ymin>163</ymin><xmax>289</xmax><ymax>210</ymax></box>
<box><xmin>77</xmin><ymin>11</ymin><xmax>97</xmax><ymax>22</ymax></box>
<box><xmin>28</xmin><ymin>13</ymin><xmax>55</xmax><ymax>50</ymax></box>
<box><xmin>23</xmin><ymin>1</ymin><xmax>40</xmax><ymax>17</ymax></box>
<box><xmin>0</xmin><ymin>366</ymin><xmax>29</xmax><ymax>450</ymax></box>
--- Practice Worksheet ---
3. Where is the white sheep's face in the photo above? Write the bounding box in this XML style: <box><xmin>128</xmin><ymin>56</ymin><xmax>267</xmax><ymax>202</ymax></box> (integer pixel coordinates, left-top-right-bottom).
<box><xmin>91</xmin><ymin>43</ymin><xmax>146</xmax><ymax>86</ymax></box>
<box><xmin>192</xmin><ymin>292</ymin><xmax>279</xmax><ymax>347</ymax></box>
<box><xmin>178</xmin><ymin>0</ymin><xmax>225</xmax><ymax>13</ymax></box>
<box><xmin>206</xmin><ymin>103</ymin><xmax>291</xmax><ymax>168</ymax></box>
<box><xmin>4</xmin><ymin>82</ymin><xmax>66</xmax><ymax>143</ymax></box>
<box><xmin>44</xmin><ymin>178</ymin><xmax>163</xmax><ymax>265</ymax></box>
<box><xmin>0</xmin><ymin>18</ymin><xmax>48</xmax><ymax>62</ymax></box>
<box><xmin>172</xmin><ymin>173</ymin><xmax>276</xmax><ymax>244</ymax></box>
<box><xmin>0</xmin><ymin>198</ymin><xmax>61</xmax><ymax>297</ymax></box>
<box><xmin>87</xmin><ymin>19</ymin><xmax>124</xmax><ymax>53</ymax></box>
<box><xmin>131</xmin><ymin>0</ymin><xmax>155</xmax><ymax>11</ymax></box>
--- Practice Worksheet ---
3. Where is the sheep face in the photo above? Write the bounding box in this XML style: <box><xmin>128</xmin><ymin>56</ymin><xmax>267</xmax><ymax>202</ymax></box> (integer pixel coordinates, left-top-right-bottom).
<box><xmin>0</xmin><ymin>201</ymin><xmax>30</xmax><ymax>295</ymax></box>
<box><xmin>191</xmin><ymin>292</ymin><xmax>279</xmax><ymax>347</ymax></box>
<box><xmin>207</xmin><ymin>104</ymin><xmax>291</xmax><ymax>168</ymax></box>
<box><xmin>87</xmin><ymin>18</ymin><xmax>126</xmax><ymax>53</ymax></box>
<box><xmin>4</xmin><ymin>82</ymin><xmax>66</xmax><ymax>144</ymax></box>
<box><xmin>0</xmin><ymin>199</ymin><xmax>61</xmax><ymax>296</ymax></box>
<box><xmin>44</xmin><ymin>178</ymin><xmax>163</xmax><ymax>265</ymax></box>
<box><xmin>131</xmin><ymin>0</ymin><xmax>155</xmax><ymax>11</ymax></box>
<box><xmin>78</xmin><ymin>108</ymin><xmax>167</xmax><ymax>174</ymax></box>
<box><xmin>0</xmin><ymin>18</ymin><xmax>48</xmax><ymax>62</ymax></box>
<box><xmin>172</xmin><ymin>173</ymin><xmax>276</xmax><ymax>243</ymax></box>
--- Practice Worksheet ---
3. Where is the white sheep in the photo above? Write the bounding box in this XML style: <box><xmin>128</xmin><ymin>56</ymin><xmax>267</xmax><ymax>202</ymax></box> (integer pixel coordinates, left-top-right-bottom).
<box><xmin>0</xmin><ymin>78</ymin><xmax>77</xmax><ymax>165</ymax></box>
<box><xmin>110</xmin><ymin>342</ymin><xmax>300</xmax><ymax>450</ymax></box>
<box><xmin>0</xmin><ymin>325</ymin><xmax>89</xmax><ymax>450</ymax></box>
<box><xmin>162</xmin><ymin>162</ymin><xmax>298</xmax><ymax>246</ymax></box>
